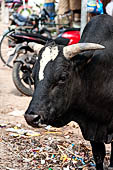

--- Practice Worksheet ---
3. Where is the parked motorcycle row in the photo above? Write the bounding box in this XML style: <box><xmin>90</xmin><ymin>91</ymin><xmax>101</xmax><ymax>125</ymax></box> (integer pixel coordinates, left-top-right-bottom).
<box><xmin>0</xmin><ymin>0</ymin><xmax>80</xmax><ymax>96</ymax></box>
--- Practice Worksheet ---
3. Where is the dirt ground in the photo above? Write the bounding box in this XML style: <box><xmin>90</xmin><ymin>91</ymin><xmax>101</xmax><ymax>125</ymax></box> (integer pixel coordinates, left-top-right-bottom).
<box><xmin>0</xmin><ymin>22</ymin><xmax>111</xmax><ymax>170</ymax></box>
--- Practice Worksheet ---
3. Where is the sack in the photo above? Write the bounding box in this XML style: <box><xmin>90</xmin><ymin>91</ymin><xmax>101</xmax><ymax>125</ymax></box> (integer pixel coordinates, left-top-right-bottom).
<box><xmin>96</xmin><ymin>0</ymin><xmax>104</xmax><ymax>14</ymax></box>
<box><xmin>87</xmin><ymin>0</ymin><xmax>104</xmax><ymax>14</ymax></box>
<box><xmin>87</xmin><ymin>0</ymin><xmax>97</xmax><ymax>13</ymax></box>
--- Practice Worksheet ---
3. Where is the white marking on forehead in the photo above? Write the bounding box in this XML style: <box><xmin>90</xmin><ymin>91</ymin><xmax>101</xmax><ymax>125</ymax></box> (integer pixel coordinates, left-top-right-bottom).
<box><xmin>39</xmin><ymin>46</ymin><xmax>59</xmax><ymax>81</ymax></box>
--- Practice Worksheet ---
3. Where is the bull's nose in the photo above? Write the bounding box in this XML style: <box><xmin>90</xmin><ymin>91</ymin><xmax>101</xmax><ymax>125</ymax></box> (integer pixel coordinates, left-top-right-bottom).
<box><xmin>24</xmin><ymin>112</ymin><xmax>41</xmax><ymax>128</ymax></box>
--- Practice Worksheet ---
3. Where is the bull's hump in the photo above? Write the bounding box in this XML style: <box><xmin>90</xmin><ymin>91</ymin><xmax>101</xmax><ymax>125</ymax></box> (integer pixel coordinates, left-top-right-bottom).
<box><xmin>39</xmin><ymin>46</ymin><xmax>59</xmax><ymax>81</ymax></box>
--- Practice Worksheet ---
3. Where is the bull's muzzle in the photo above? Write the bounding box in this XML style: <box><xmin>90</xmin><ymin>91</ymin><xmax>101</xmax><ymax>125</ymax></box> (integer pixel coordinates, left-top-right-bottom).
<box><xmin>24</xmin><ymin>111</ymin><xmax>45</xmax><ymax>128</ymax></box>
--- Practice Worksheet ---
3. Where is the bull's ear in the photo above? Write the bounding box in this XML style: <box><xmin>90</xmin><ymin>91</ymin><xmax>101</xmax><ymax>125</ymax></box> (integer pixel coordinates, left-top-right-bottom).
<box><xmin>74</xmin><ymin>51</ymin><xmax>94</xmax><ymax>65</ymax></box>
<box><xmin>28</xmin><ymin>42</ymin><xmax>44</xmax><ymax>54</ymax></box>
<box><xmin>63</xmin><ymin>43</ymin><xmax>105</xmax><ymax>60</ymax></box>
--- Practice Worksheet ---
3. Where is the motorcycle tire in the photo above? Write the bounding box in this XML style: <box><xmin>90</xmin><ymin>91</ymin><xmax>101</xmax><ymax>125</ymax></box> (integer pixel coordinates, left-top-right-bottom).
<box><xmin>0</xmin><ymin>29</ymin><xmax>16</xmax><ymax>68</ymax></box>
<box><xmin>12</xmin><ymin>58</ymin><xmax>34</xmax><ymax>96</ymax></box>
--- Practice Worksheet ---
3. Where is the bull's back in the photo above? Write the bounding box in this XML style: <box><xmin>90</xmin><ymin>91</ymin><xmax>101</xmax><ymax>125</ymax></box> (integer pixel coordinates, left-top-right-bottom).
<box><xmin>80</xmin><ymin>14</ymin><xmax>113</xmax><ymax>44</ymax></box>
<box><xmin>78</xmin><ymin>15</ymin><xmax>113</xmax><ymax>127</ymax></box>
<box><xmin>80</xmin><ymin>14</ymin><xmax>113</xmax><ymax>86</ymax></box>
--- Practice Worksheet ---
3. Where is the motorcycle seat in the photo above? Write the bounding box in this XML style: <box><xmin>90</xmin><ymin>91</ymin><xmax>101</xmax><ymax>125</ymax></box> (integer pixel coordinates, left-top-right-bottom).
<box><xmin>11</xmin><ymin>13</ymin><xmax>32</xmax><ymax>26</ymax></box>
<box><xmin>12</xmin><ymin>32</ymin><xmax>69</xmax><ymax>46</ymax></box>
<box><xmin>13</xmin><ymin>13</ymin><xmax>28</xmax><ymax>22</ymax></box>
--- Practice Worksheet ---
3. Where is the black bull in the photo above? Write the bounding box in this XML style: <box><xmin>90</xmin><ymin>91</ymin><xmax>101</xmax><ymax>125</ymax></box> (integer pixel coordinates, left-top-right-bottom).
<box><xmin>25</xmin><ymin>14</ymin><xmax>113</xmax><ymax>169</ymax></box>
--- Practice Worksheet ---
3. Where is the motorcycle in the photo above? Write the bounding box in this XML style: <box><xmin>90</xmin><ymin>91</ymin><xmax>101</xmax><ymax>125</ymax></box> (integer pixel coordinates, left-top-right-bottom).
<box><xmin>8</xmin><ymin>0</ymin><xmax>42</xmax><ymax>26</ymax></box>
<box><xmin>12</xmin><ymin>27</ymin><xmax>80</xmax><ymax>96</ymax></box>
<box><xmin>0</xmin><ymin>8</ymin><xmax>52</xmax><ymax>68</ymax></box>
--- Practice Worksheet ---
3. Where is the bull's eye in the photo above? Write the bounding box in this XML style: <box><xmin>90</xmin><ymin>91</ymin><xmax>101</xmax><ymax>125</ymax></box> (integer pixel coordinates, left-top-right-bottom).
<box><xmin>59</xmin><ymin>73</ymin><xmax>69</xmax><ymax>84</ymax></box>
<box><xmin>60</xmin><ymin>75</ymin><xmax>67</xmax><ymax>81</ymax></box>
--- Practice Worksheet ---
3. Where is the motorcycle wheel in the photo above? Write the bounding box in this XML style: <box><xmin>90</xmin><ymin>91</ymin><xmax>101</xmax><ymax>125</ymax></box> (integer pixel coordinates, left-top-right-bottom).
<box><xmin>0</xmin><ymin>29</ymin><xmax>16</xmax><ymax>68</ymax></box>
<box><xmin>12</xmin><ymin>54</ymin><xmax>34</xmax><ymax>96</ymax></box>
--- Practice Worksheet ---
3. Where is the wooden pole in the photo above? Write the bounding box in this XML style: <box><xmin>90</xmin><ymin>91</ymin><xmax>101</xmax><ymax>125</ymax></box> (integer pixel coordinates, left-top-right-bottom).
<box><xmin>1</xmin><ymin>0</ymin><xmax>5</xmax><ymax>23</ymax></box>
<box><xmin>80</xmin><ymin>0</ymin><xmax>88</xmax><ymax>36</ymax></box>
<box><xmin>1</xmin><ymin>0</ymin><xmax>9</xmax><ymax>24</ymax></box>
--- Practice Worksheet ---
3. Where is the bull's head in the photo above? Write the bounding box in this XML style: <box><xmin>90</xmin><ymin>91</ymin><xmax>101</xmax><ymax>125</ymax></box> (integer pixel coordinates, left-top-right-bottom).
<box><xmin>24</xmin><ymin>42</ymin><xmax>104</xmax><ymax>128</ymax></box>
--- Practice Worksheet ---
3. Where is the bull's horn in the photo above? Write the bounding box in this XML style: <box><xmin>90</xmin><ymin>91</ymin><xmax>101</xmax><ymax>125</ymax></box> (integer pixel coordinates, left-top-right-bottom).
<box><xmin>28</xmin><ymin>42</ymin><xmax>44</xmax><ymax>54</ymax></box>
<box><xmin>63</xmin><ymin>43</ymin><xmax>105</xmax><ymax>59</ymax></box>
